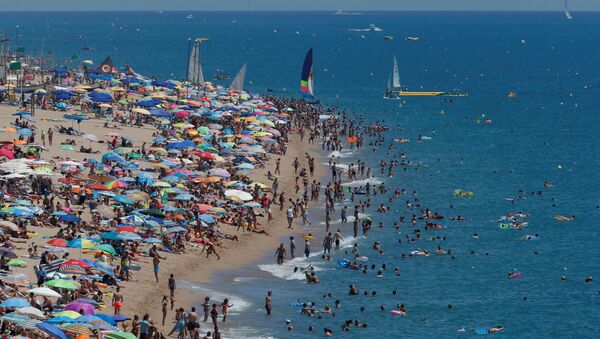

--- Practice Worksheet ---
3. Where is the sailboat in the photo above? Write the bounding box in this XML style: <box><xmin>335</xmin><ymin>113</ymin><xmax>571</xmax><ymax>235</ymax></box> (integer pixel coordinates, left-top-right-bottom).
<box><xmin>187</xmin><ymin>38</ymin><xmax>208</xmax><ymax>85</ymax></box>
<box><xmin>230</xmin><ymin>63</ymin><xmax>247</xmax><ymax>91</ymax></box>
<box><xmin>564</xmin><ymin>0</ymin><xmax>573</xmax><ymax>20</ymax></box>
<box><xmin>383</xmin><ymin>56</ymin><xmax>446</xmax><ymax>98</ymax></box>
<box><xmin>300</xmin><ymin>48</ymin><xmax>314</xmax><ymax>99</ymax></box>
<box><xmin>384</xmin><ymin>57</ymin><xmax>402</xmax><ymax>99</ymax></box>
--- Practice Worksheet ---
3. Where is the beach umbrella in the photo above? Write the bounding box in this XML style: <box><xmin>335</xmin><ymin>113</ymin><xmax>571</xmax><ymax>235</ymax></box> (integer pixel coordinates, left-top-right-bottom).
<box><xmin>224</xmin><ymin>189</ymin><xmax>253</xmax><ymax>201</ymax></box>
<box><xmin>105</xmin><ymin>332</ymin><xmax>137</xmax><ymax>339</ymax></box>
<box><xmin>76</xmin><ymin>314</ymin><xmax>110</xmax><ymax>325</ymax></box>
<box><xmin>59</xmin><ymin>264</ymin><xmax>87</xmax><ymax>275</ymax></box>
<box><xmin>59</xmin><ymin>214</ymin><xmax>81</xmax><ymax>223</ymax></box>
<box><xmin>143</xmin><ymin>238</ymin><xmax>162</xmax><ymax>244</ymax></box>
<box><xmin>17</xmin><ymin>128</ymin><xmax>32</xmax><ymax>136</ymax></box>
<box><xmin>137</xmin><ymin>209</ymin><xmax>166</xmax><ymax>218</ymax></box>
<box><xmin>0</xmin><ymin>220</ymin><xmax>20</xmax><ymax>231</ymax></box>
<box><xmin>36</xmin><ymin>322</ymin><xmax>68</xmax><ymax>339</ymax></box>
<box><xmin>163</xmin><ymin>226</ymin><xmax>187</xmax><ymax>234</ymax></box>
<box><xmin>174</xmin><ymin>193</ymin><xmax>195</xmax><ymax>201</ymax></box>
<box><xmin>113</xmin><ymin>195</ymin><xmax>133</xmax><ymax>205</ymax></box>
<box><xmin>62</xmin><ymin>323</ymin><xmax>91</xmax><ymax>335</ymax></box>
<box><xmin>61</xmin><ymin>259</ymin><xmax>91</xmax><ymax>268</ymax></box>
<box><xmin>116</xmin><ymin>232</ymin><xmax>142</xmax><ymax>241</ymax></box>
<box><xmin>150</xmin><ymin>181</ymin><xmax>171</xmax><ymax>188</ymax></box>
<box><xmin>44</xmin><ymin>279</ymin><xmax>80</xmax><ymax>290</ymax></box>
<box><xmin>0</xmin><ymin>149</ymin><xmax>15</xmax><ymax>159</ymax></box>
<box><xmin>53</xmin><ymin>310</ymin><xmax>82</xmax><ymax>319</ymax></box>
<box><xmin>67</xmin><ymin>238</ymin><xmax>93</xmax><ymax>249</ymax></box>
<box><xmin>65</xmin><ymin>301</ymin><xmax>95</xmax><ymax>315</ymax></box>
<box><xmin>87</xmin><ymin>183</ymin><xmax>109</xmax><ymax>191</ymax></box>
<box><xmin>16</xmin><ymin>306</ymin><xmax>45</xmax><ymax>319</ymax></box>
<box><xmin>198</xmin><ymin>214</ymin><xmax>215</xmax><ymax>223</ymax></box>
<box><xmin>45</xmin><ymin>272</ymin><xmax>67</xmax><ymax>279</ymax></box>
<box><xmin>47</xmin><ymin>238</ymin><xmax>67</xmax><ymax>247</ymax></box>
<box><xmin>115</xmin><ymin>226</ymin><xmax>136</xmax><ymax>233</ymax></box>
<box><xmin>0</xmin><ymin>297</ymin><xmax>30</xmax><ymax>308</ymax></box>
<box><xmin>27</xmin><ymin>287</ymin><xmax>62</xmax><ymax>298</ymax></box>
<box><xmin>46</xmin><ymin>316</ymin><xmax>77</xmax><ymax>324</ymax></box>
<box><xmin>209</xmin><ymin>168</ymin><xmax>230</xmax><ymax>178</ymax></box>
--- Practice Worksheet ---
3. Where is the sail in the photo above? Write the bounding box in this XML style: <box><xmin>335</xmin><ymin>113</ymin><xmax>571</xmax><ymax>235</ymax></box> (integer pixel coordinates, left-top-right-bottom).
<box><xmin>300</xmin><ymin>48</ymin><xmax>314</xmax><ymax>97</ymax></box>
<box><xmin>392</xmin><ymin>56</ymin><xmax>401</xmax><ymax>89</ymax></box>
<box><xmin>230</xmin><ymin>63</ymin><xmax>247</xmax><ymax>91</ymax></box>
<box><xmin>385</xmin><ymin>74</ymin><xmax>392</xmax><ymax>95</ymax></box>
<box><xmin>187</xmin><ymin>39</ymin><xmax>205</xmax><ymax>84</ymax></box>
<box><xmin>97</xmin><ymin>56</ymin><xmax>119</xmax><ymax>74</ymax></box>
<box><xmin>564</xmin><ymin>0</ymin><xmax>572</xmax><ymax>19</ymax></box>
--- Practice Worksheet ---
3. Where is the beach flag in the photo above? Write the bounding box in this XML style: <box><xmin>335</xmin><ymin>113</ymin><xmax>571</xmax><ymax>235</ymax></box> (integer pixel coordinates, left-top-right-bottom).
<box><xmin>97</xmin><ymin>56</ymin><xmax>119</xmax><ymax>74</ymax></box>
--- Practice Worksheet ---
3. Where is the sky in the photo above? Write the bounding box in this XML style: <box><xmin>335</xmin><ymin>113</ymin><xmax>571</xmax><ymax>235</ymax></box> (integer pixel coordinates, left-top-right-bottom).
<box><xmin>0</xmin><ymin>0</ymin><xmax>597</xmax><ymax>11</ymax></box>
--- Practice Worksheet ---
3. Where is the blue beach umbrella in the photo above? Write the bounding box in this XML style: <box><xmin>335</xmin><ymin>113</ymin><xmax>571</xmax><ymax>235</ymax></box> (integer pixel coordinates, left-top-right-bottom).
<box><xmin>36</xmin><ymin>322</ymin><xmax>68</xmax><ymax>339</ymax></box>
<box><xmin>59</xmin><ymin>214</ymin><xmax>81</xmax><ymax>223</ymax></box>
<box><xmin>0</xmin><ymin>297</ymin><xmax>29</xmax><ymax>308</ymax></box>
<box><xmin>17</xmin><ymin>128</ymin><xmax>32</xmax><ymax>136</ymax></box>
<box><xmin>113</xmin><ymin>195</ymin><xmax>133</xmax><ymax>205</ymax></box>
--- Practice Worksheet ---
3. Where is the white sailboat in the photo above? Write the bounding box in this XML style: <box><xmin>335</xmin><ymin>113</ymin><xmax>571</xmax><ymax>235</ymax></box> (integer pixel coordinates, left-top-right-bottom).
<box><xmin>384</xmin><ymin>57</ymin><xmax>402</xmax><ymax>99</ymax></box>
<box><xmin>564</xmin><ymin>0</ymin><xmax>573</xmax><ymax>20</ymax></box>
<box><xmin>187</xmin><ymin>38</ymin><xmax>208</xmax><ymax>85</ymax></box>
<box><xmin>230</xmin><ymin>63</ymin><xmax>247</xmax><ymax>91</ymax></box>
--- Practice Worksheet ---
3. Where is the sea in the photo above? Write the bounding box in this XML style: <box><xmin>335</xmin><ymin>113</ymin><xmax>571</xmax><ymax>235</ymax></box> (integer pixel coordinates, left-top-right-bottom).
<box><xmin>5</xmin><ymin>10</ymin><xmax>600</xmax><ymax>338</ymax></box>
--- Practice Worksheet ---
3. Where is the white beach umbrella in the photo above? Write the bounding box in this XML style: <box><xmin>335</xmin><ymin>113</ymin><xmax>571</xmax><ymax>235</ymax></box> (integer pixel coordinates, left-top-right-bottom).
<box><xmin>16</xmin><ymin>306</ymin><xmax>45</xmax><ymax>319</ymax></box>
<box><xmin>27</xmin><ymin>287</ymin><xmax>62</xmax><ymax>298</ymax></box>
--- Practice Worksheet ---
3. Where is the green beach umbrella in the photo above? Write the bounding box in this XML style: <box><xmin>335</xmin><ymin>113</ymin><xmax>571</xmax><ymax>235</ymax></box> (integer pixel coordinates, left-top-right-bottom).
<box><xmin>44</xmin><ymin>279</ymin><xmax>80</xmax><ymax>290</ymax></box>
<box><xmin>105</xmin><ymin>332</ymin><xmax>137</xmax><ymax>339</ymax></box>
<box><xmin>91</xmin><ymin>244</ymin><xmax>116</xmax><ymax>256</ymax></box>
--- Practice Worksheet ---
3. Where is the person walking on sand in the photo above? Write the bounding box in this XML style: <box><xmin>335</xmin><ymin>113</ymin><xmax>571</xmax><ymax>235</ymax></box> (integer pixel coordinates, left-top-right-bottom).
<box><xmin>275</xmin><ymin>158</ymin><xmax>281</xmax><ymax>175</ymax></box>
<box><xmin>112</xmin><ymin>287</ymin><xmax>123</xmax><ymax>315</ymax></box>
<box><xmin>47</xmin><ymin>128</ymin><xmax>53</xmax><ymax>146</ymax></box>
<box><xmin>150</xmin><ymin>246</ymin><xmax>166</xmax><ymax>283</ymax></box>
<box><xmin>265</xmin><ymin>291</ymin><xmax>272</xmax><ymax>315</ymax></box>
<box><xmin>162</xmin><ymin>296</ymin><xmax>168</xmax><ymax>326</ymax></box>
<box><xmin>275</xmin><ymin>243</ymin><xmax>286</xmax><ymax>265</ymax></box>
<box><xmin>289</xmin><ymin>236</ymin><xmax>296</xmax><ymax>258</ymax></box>
<box><xmin>286</xmin><ymin>206</ymin><xmax>294</xmax><ymax>229</ymax></box>
<box><xmin>168</xmin><ymin>274</ymin><xmax>176</xmax><ymax>310</ymax></box>
<box><xmin>40</xmin><ymin>128</ymin><xmax>46</xmax><ymax>147</ymax></box>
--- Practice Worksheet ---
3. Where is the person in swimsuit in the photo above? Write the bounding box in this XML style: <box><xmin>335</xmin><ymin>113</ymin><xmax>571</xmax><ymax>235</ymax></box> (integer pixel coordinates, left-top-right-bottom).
<box><xmin>112</xmin><ymin>287</ymin><xmax>123</xmax><ymax>315</ymax></box>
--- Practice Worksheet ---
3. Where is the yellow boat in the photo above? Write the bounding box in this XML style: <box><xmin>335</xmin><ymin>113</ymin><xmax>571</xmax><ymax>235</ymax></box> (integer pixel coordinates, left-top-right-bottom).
<box><xmin>399</xmin><ymin>91</ymin><xmax>446</xmax><ymax>97</ymax></box>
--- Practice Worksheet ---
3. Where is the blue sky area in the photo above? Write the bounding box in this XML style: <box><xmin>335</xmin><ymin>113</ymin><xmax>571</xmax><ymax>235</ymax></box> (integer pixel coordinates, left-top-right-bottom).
<box><xmin>0</xmin><ymin>0</ymin><xmax>596</xmax><ymax>11</ymax></box>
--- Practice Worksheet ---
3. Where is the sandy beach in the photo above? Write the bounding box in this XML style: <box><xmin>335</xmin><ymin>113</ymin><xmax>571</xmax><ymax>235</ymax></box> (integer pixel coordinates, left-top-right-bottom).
<box><xmin>0</xmin><ymin>102</ymin><xmax>325</xmax><ymax>335</ymax></box>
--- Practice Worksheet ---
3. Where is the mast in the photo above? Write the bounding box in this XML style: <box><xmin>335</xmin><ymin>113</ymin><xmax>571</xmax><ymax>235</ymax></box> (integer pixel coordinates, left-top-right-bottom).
<box><xmin>230</xmin><ymin>63</ymin><xmax>247</xmax><ymax>91</ymax></box>
<box><xmin>392</xmin><ymin>56</ymin><xmax>401</xmax><ymax>89</ymax></box>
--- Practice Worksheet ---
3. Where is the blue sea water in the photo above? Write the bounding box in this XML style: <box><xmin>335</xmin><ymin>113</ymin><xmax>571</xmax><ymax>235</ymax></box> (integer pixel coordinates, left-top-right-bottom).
<box><xmin>6</xmin><ymin>10</ymin><xmax>600</xmax><ymax>338</ymax></box>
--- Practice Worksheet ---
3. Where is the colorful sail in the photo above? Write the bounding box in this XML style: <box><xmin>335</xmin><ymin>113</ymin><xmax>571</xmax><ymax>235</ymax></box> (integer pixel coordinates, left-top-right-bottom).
<box><xmin>97</xmin><ymin>57</ymin><xmax>119</xmax><ymax>74</ymax></box>
<box><xmin>230</xmin><ymin>63</ymin><xmax>247</xmax><ymax>91</ymax></box>
<box><xmin>300</xmin><ymin>48</ymin><xmax>314</xmax><ymax>97</ymax></box>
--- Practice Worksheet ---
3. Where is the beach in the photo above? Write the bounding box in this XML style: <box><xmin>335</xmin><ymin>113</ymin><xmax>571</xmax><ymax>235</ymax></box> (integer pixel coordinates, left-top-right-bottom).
<box><xmin>0</xmin><ymin>96</ymin><xmax>326</xmax><ymax>336</ymax></box>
